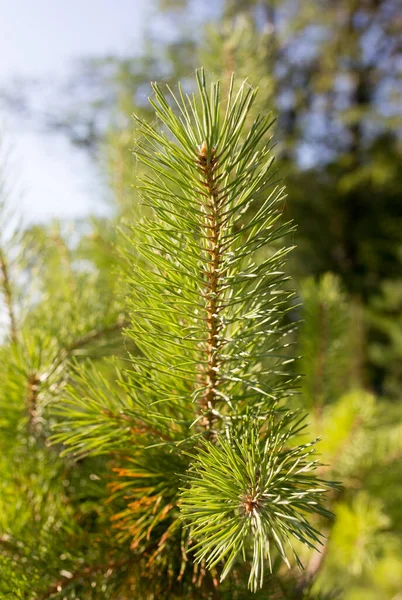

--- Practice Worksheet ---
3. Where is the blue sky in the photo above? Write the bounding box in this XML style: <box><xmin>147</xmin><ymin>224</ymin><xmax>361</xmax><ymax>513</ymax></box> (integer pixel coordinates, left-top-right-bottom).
<box><xmin>0</xmin><ymin>0</ymin><xmax>151</xmax><ymax>221</ymax></box>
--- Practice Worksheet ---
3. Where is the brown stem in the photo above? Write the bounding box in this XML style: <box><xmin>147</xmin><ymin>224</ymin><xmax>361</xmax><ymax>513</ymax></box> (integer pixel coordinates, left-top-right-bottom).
<box><xmin>0</xmin><ymin>248</ymin><xmax>17</xmax><ymax>343</ymax></box>
<box><xmin>38</xmin><ymin>557</ymin><xmax>132</xmax><ymax>599</ymax></box>
<box><xmin>102</xmin><ymin>408</ymin><xmax>172</xmax><ymax>442</ymax></box>
<box><xmin>42</xmin><ymin>317</ymin><xmax>127</xmax><ymax>388</ymax></box>
<box><xmin>26</xmin><ymin>371</ymin><xmax>41</xmax><ymax>432</ymax></box>
<box><xmin>294</xmin><ymin>484</ymin><xmax>345</xmax><ymax>597</ymax></box>
<box><xmin>293</xmin><ymin>525</ymin><xmax>333</xmax><ymax>600</ymax></box>
<box><xmin>197</xmin><ymin>141</ymin><xmax>224</xmax><ymax>433</ymax></box>
<box><xmin>305</xmin><ymin>536</ymin><xmax>330</xmax><ymax>580</ymax></box>
<box><xmin>66</xmin><ymin>316</ymin><xmax>127</xmax><ymax>353</ymax></box>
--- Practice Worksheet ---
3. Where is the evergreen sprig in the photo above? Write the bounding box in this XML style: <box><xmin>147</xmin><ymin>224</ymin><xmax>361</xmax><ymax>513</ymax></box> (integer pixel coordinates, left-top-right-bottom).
<box><xmin>128</xmin><ymin>69</ymin><xmax>296</xmax><ymax>430</ymax></box>
<box><xmin>181</xmin><ymin>415</ymin><xmax>332</xmax><ymax>591</ymax></box>
<box><xmin>54</xmin><ymin>69</ymin><xmax>334</xmax><ymax>592</ymax></box>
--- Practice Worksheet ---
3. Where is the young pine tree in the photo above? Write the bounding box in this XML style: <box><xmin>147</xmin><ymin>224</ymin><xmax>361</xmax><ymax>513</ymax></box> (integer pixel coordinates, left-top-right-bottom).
<box><xmin>53</xmin><ymin>70</ymin><xmax>335</xmax><ymax>597</ymax></box>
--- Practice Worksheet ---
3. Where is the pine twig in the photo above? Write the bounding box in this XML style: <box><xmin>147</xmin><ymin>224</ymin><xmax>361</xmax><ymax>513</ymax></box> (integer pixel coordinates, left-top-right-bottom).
<box><xmin>66</xmin><ymin>315</ymin><xmax>128</xmax><ymax>353</ymax></box>
<box><xmin>38</xmin><ymin>557</ymin><xmax>132</xmax><ymax>600</ymax></box>
<box><xmin>197</xmin><ymin>141</ymin><xmax>224</xmax><ymax>434</ymax></box>
<box><xmin>0</xmin><ymin>247</ymin><xmax>17</xmax><ymax>343</ymax></box>
<box><xmin>26</xmin><ymin>371</ymin><xmax>41</xmax><ymax>432</ymax></box>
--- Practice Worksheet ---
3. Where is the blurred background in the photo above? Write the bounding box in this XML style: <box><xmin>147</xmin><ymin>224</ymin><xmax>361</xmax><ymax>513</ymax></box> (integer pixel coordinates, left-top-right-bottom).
<box><xmin>0</xmin><ymin>1</ymin><xmax>402</xmax><ymax>598</ymax></box>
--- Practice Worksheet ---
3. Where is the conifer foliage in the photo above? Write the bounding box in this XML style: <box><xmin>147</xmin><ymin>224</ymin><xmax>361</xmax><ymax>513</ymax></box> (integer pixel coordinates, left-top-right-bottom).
<box><xmin>0</xmin><ymin>71</ymin><xmax>338</xmax><ymax>599</ymax></box>
<box><xmin>54</xmin><ymin>70</ymin><xmax>334</xmax><ymax>594</ymax></box>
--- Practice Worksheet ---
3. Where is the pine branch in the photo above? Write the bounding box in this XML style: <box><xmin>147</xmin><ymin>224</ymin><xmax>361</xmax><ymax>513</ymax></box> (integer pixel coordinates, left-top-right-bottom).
<box><xmin>197</xmin><ymin>141</ymin><xmax>224</xmax><ymax>433</ymax></box>
<box><xmin>66</xmin><ymin>315</ymin><xmax>128</xmax><ymax>353</ymax></box>
<box><xmin>38</xmin><ymin>557</ymin><xmax>132</xmax><ymax>600</ymax></box>
<box><xmin>54</xmin><ymin>69</ymin><xmax>336</xmax><ymax>593</ymax></box>
<box><xmin>26</xmin><ymin>371</ymin><xmax>41</xmax><ymax>432</ymax></box>
<box><xmin>0</xmin><ymin>247</ymin><xmax>17</xmax><ymax>344</ymax></box>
